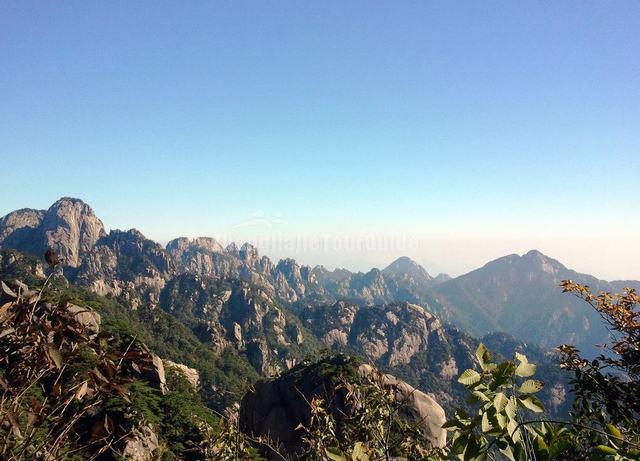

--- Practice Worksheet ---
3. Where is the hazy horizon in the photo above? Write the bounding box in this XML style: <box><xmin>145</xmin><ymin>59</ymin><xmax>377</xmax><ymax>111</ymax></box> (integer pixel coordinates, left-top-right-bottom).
<box><xmin>1</xmin><ymin>195</ymin><xmax>638</xmax><ymax>281</ymax></box>
<box><xmin>2</xmin><ymin>2</ymin><xmax>639</xmax><ymax>280</ymax></box>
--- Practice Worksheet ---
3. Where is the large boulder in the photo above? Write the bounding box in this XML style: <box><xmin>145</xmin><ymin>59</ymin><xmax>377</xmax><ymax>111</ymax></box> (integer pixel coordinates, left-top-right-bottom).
<box><xmin>121</xmin><ymin>425</ymin><xmax>159</xmax><ymax>461</ymax></box>
<box><xmin>239</xmin><ymin>355</ymin><xmax>446</xmax><ymax>458</ymax></box>
<box><xmin>358</xmin><ymin>363</ymin><xmax>446</xmax><ymax>447</ymax></box>
<box><xmin>65</xmin><ymin>303</ymin><xmax>101</xmax><ymax>337</ymax></box>
<box><xmin>164</xmin><ymin>360</ymin><xmax>200</xmax><ymax>389</ymax></box>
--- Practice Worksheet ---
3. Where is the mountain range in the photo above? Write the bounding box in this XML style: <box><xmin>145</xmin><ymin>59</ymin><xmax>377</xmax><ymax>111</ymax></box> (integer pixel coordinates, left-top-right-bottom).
<box><xmin>1</xmin><ymin>197</ymin><xmax>633</xmax><ymax>357</ymax></box>
<box><xmin>0</xmin><ymin>196</ymin><xmax>633</xmax><ymax>421</ymax></box>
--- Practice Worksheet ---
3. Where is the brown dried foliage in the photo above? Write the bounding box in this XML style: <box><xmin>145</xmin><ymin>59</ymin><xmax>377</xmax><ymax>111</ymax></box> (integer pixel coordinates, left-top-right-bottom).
<box><xmin>0</xmin><ymin>278</ymin><xmax>155</xmax><ymax>461</ymax></box>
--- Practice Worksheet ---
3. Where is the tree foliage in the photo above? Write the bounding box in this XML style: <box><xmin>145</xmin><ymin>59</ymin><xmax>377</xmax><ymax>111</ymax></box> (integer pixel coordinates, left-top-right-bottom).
<box><xmin>557</xmin><ymin>281</ymin><xmax>640</xmax><ymax>459</ymax></box>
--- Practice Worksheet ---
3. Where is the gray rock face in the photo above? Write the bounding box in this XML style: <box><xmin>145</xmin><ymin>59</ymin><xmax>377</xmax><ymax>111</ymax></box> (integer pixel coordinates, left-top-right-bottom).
<box><xmin>246</xmin><ymin>339</ymin><xmax>280</xmax><ymax>377</ymax></box>
<box><xmin>158</xmin><ymin>274</ymin><xmax>306</xmax><ymax>374</ymax></box>
<box><xmin>358</xmin><ymin>363</ymin><xmax>447</xmax><ymax>448</ymax></box>
<box><xmin>65</xmin><ymin>303</ymin><xmax>101</xmax><ymax>337</ymax></box>
<box><xmin>136</xmin><ymin>352</ymin><xmax>167</xmax><ymax>395</ymax></box>
<box><xmin>77</xmin><ymin>229</ymin><xmax>175</xmax><ymax>307</ymax></box>
<box><xmin>166</xmin><ymin>237</ymin><xmax>226</xmax><ymax>275</ymax></box>
<box><xmin>0</xmin><ymin>198</ymin><xmax>106</xmax><ymax>268</ymax></box>
<box><xmin>239</xmin><ymin>356</ymin><xmax>447</xmax><ymax>458</ymax></box>
<box><xmin>41</xmin><ymin>198</ymin><xmax>106</xmax><ymax>267</ymax></box>
<box><xmin>0</xmin><ymin>208</ymin><xmax>45</xmax><ymax>252</ymax></box>
<box><xmin>121</xmin><ymin>425</ymin><xmax>159</xmax><ymax>461</ymax></box>
<box><xmin>164</xmin><ymin>360</ymin><xmax>200</xmax><ymax>389</ymax></box>
<box><xmin>303</xmin><ymin>301</ymin><xmax>449</xmax><ymax>367</ymax></box>
<box><xmin>0</xmin><ymin>198</ymin><xmax>106</xmax><ymax>269</ymax></box>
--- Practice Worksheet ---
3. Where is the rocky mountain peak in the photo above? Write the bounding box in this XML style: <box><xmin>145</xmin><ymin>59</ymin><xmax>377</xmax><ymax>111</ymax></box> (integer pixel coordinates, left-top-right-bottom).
<box><xmin>166</xmin><ymin>236</ymin><xmax>225</xmax><ymax>255</ymax></box>
<box><xmin>45</xmin><ymin>198</ymin><xmax>106</xmax><ymax>265</ymax></box>
<box><xmin>239</xmin><ymin>242</ymin><xmax>259</xmax><ymax>264</ymax></box>
<box><xmin>0</xmin><ymin>208</ymin><xmax>46</xmax><ymax>253</ymax></box>
<box><xmin>433</xmin><ymin>273</ymin><xmax>452</xmax><ymax>284</ymax></box>
<box><xmin>383</xmin><ymin>256</ymin><xmax>433</xmax><ymax>283</ymax></box>
<box><xmin>521</xmin><ymin>249</ymin><xmax>562</xmax><ymax>275</ymax></box>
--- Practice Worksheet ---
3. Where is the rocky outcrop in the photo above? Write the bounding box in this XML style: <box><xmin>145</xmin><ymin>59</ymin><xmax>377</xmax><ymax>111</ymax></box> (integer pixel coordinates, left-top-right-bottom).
<box><xmin>159</xmin><ymin>273</ymin><xmax>230</xmax><ymax>352</ymax></box>
<box><xmin>77</xmin><ymin>229</ymin><xmax>175</xmax><ymax>307</ymax></box>
<box><xmin>40</xmin><ymin>198</ymin><xmax>106</xmax><ymax>267</ymax></box>
<box><xmin>358</xmin><ymin>363</ymin><xmax>446</xmax><ymax>448</ymax></box>
<box><xmin>65</xmin><ymin>303</ymin><xmax>101</xmax><ymax>337</ymax></box>
<box><xmin>239</xmin><ymin>355</ymin><xmax>447</xmax><ymax>458</ymax></box>
<box><xmin>0</xmin><ymin>249</ymin><xmax>46</xmax><ymax>280</ymax></box>
<box><xmin>303</xmin><ymin>301</ymin><xmax>449</xmax><ymax>367</ymax></box>
<box><xmin>0</xmin><ymin>208</ymin><xmax>45</xmax><ymax>254</ymax></box>
<box><xmin>167</xmin><ymin>237</ymin><xmax>227</xmax><ymax>276</ymax></box>
<box><xmin>164</xmin><ymin>360</ymin><xmax>200</xmax><ymax>389</ymax></box>
<box><xmin>246</xmin><ymin>339</ymin><xmax>280</xmax><ymax>377</ymax></box>
<box><xmin>142</xmin><ymin>353</ymin><xmax>167</xmax><ymax>395</ymax></box>
<box><xmin>0</xmin><ymin>198</ymin><xmax>106</xmax><ymax>268</ymax></box>
<box><xmin>158</xmin><ymin>274</ymin><xmax>307</xmax><ymax>374</ymax></box>
<box><xmin>121</xmin><ymin>425</ymin><xmax>159</xmax><ymax>461</ymax></box>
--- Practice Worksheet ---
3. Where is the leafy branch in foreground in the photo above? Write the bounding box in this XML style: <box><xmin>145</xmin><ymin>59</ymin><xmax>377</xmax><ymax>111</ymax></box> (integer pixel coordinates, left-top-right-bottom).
<box><xmin>557</xmin><ymin>281</ymin><xmax>640</xmax><ymax>460</ymax></box>
<box><xmin>444</xmin><ymin>343</ymin><xmax>572</xmax><ymax>461</ymax></box>
<box><xmin>445</xmin><ymin>340</ymin><xmax>640</xmax><ymax>461</ymax></box>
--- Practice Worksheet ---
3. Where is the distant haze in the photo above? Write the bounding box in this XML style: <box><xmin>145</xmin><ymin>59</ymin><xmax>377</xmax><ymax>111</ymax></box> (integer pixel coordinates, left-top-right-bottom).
<box><xmin>216</xmin><ymin>234</ymin><xmax>640</xmax><ymax>282</ymax></box>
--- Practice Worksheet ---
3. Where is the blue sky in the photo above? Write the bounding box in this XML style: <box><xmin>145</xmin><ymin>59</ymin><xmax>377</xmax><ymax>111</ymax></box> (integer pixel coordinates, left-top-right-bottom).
<box><xmin>1</xmin><ymin>2</ymin><xmax>639</xmax><ymax>279</ymax></box>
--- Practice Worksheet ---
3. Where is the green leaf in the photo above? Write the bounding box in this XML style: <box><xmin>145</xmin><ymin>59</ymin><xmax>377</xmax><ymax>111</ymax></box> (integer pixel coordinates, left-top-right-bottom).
<box><xmin>481</xmin><ymin>412</ymin><xmax>493</xmax><ymax>433</ymax></box>
<box><xmin>326</xmin><ymin>447</ymin><xmax>347</xmax><ymax>461</ymax></box>
<box><xmin>606</xmin><ymin>423</ymin><xmax>622</xmax><ymax>441</ymax></box>
<box><xmin>515</xmin><ymin>362</ymin><xmax>537</xmax><ymax>377</ymax></box>
<box><xmin>476</xmin><ymin>343</ymin><xmax>491</xmax><ymax>369</ymax></box>
<box><xmin>596</xmin><ymin>445</ymin><xmax>618</xmax><ymax>455</ymax></box>
<box><xmin>490</xmin><ymin>361</ymin><xmax>515</xmax><ymax>388</ymax></box>
<box><xmin>548</xmin><ymin>439</ymin><xmax>571</xmax><ymax>457</ymax></box>
<box><xmin>519</xmin><ymin>396</ymin><xmax>544</xmax><ymax>413</ymax></box>
<box><xmin>505</xmin><ymin>397</ymin><xmax>518</xmax><ymax>419</ymax></box>
<box><xmin>493</xmin><ymin>392</ymin><xmax>508</xmax><ymax>412</ymax></box>
<box><xmin>472</xmin><ymin>390</ymin><xmax>491</xmax><ymax>402</ymax></box>
<box><xmin>442</xmin><ymin>419</ymin><xmax>466</xmax><ymax>430</ymax></box>
<box><xmin>507</xmin><ymin>419</ymin><xmax>520</xmax><ymax>443</ymax></box>
<box><xmin>499</xmin><ymin>444</ymin><xmax>516</xmax><ymax>461</ymax></box>
<box><xmin>458</xmin><ymin>369</ymin><xmax>481</xmax><ymax>386</ymax></box>
<box><xmin>519</xmin><ymin>379</ymin><xmax>544</xmax><ymax>394</ymax></box>
<box><xmin>535</xmin><ymin>435</ymin><xmax>549</xmax><ymax>453</ymax></box>
<box><xmin>351</xmin><ymin>442</ymin><xmax>369</xmax><ymax>461</ymax></box>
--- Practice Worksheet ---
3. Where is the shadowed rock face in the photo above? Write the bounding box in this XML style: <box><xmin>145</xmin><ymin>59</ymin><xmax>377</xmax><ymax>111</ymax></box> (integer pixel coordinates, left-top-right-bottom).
<box><xmin>239</xmin><ymin>356</ymin><xmax>446</xmax><ymax>458</ymax></box>
<box><xmin>0</xmin><ymin>208</ymin><xmax>45</xmax><ymax>254</ymax></box>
